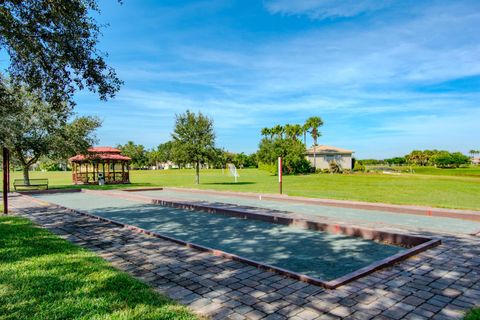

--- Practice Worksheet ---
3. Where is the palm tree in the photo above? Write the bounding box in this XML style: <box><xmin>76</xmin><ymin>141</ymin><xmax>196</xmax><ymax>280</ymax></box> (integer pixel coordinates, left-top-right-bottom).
<box><xmin>261</xmin><ymin>127</ymin><xmax>271</xmax><ymax>139</ymax></box>
<box><xmin>305</xmin><ymin>116</ymin><xmax>324</xmax><ymax>171</ymax></box>
<box><xmin>302</xmin><ymin>123</ymin><xmax>309</xmax><ymax>146</ymax></box>
<box><xmin>284</xmin><ymin>124</ymin><xmax>302</xmax><ymax>141</ymax></box>
<box><xmin>469</xmin><ymin>150</ymin><xmax>477</xmax><ymax>158</ymax></box>
<box><xmin>271</xmin><ymin>125</ymin><xmax>284</xmax><ymax>139</ymax></box>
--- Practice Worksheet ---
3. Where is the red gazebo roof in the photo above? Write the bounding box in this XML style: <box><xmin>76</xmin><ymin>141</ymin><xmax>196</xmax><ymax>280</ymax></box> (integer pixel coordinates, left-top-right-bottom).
<box><xmin>69</xmin><ymin>146</ymin><xmax>131</xmax><ymax>162</ymax></box>
<box><xmin>87</xmin><ymin>146</ymin><xmax>122</xmax><ymax>153</ymax></box>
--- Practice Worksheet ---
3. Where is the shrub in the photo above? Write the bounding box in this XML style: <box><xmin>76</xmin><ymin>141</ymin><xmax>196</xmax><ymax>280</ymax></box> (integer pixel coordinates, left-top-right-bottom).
<box><xmin>329</xmin><ymin>161</ymin><xmax>342</xmax><ymax>173</ymax></box>
<box><xmin>257</xmin><ymin>137</ymin><xmax>311</xmax><ymax>174</ymax></box>
<box><xmin>353</xmin><ymin>161</ymin><xmax>366</xmax><ymax>172</ymax></box>
<box><xmin>258</xmin><ymin>162</ymin><xmax>277</xmax><ymax>174</ymax></box>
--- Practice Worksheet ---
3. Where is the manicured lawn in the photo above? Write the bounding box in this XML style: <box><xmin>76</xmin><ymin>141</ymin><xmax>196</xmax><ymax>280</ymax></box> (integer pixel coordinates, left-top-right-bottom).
<box><xmin>5</xmin><ymin>168</ymin><xmax>480</xmax><ymax>210</ymax></box>
<box><xmin>397</xmin><ymin>166</ymin><xmax>480</xmax><ymax>177</ymax></box>
<box><xmin>465</xmin><ymin>308</ymin><xmax>480</xmax><ymax>320</ymax></box>
<box><xmin>0</xmin><ymin>216</ymin><xmax>199</xmax><ymax>320</ymax></box>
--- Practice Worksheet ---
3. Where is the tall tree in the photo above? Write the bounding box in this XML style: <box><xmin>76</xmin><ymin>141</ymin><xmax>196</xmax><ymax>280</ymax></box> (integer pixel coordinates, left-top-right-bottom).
<box><xmin>302</xmin><ymin>123</ymin><xmax>309</xmax><ymax>146</ymax></box>
<box><xmin>0</xmin><ymin>85</ymin><xmax>101</xmax><ymax>183</ymax></box>
<box><xmin>305</xmin><ymin>116</ymin><xmax>324</xmax><ymax>170</ymax></box>
<box><xmin>171</xmin><ymin>110</ymin><xmax>216</xmax><ymax>184</ymax></box>
<box><xmin>0</xmin><ymin>0</ymin><xmax>122</xmax><ymax>110</ymax></box>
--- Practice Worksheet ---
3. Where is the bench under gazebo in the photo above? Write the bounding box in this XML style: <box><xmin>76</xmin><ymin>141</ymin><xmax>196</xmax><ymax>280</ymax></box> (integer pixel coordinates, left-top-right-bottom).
<box><xmin>69</xmin><ymin>147</ymin><xmax>131</xmax><ymax>184</ymax></box>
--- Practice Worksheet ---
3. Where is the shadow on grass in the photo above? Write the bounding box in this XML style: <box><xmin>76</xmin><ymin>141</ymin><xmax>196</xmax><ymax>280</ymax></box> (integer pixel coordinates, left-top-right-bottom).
<box><xmin>204</xmin><ymin>182</ymin><xmax>256</xmax><ymax>185</ymax></box>
<box><xmin>0</xmin><ymin>216</ymin><xmax>198</xmax><ymax>320</ymax></box>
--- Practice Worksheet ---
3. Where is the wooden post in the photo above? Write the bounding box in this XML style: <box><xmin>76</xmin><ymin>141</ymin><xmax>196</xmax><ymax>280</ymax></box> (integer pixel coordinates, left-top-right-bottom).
<box><xmin>278</xmin><ymin>157</ymin><xmax>283</xmax><ymax>195</ymax></box>
<box><xmin>112</xmin><ymin>161</ymin><xmax>116</xmax><ymax>182</ymax></box>
<box><xmin>106</xmin><ymin>160</ymin><xmax>110</xmax><ymax>182</ymax></box>
<box><xmin>3</xmin><ymin>147</ymin><xmax>9</xmax><ymax>214</ymax></box>
<box><xmin>6</xmin><ymin>147</ymin><xmax>10</xmax><ymax>193</ymax></box>
<box><xmin>121</xmin><ymin>161</ymin><xmax>125</xmax><ymax>182</ymax></box>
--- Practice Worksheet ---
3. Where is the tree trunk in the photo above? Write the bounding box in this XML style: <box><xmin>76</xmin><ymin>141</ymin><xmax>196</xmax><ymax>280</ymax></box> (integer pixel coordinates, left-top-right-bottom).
<box><xmin>195</xmin><ymin>161</ymin><xmax>200</xmax><ymax>184</ymax></box>
<box><xmin>303</xmin><ymin>131</ymin><xmax>306</xmax><ymax>146</ymax></box>
<box><xmin>23</xmin><ymin>165</ymin><xmax>31</xmax><ymax>185</ymax></box>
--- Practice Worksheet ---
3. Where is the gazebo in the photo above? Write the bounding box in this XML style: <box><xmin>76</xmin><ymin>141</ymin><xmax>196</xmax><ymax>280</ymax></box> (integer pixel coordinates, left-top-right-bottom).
<box><xmin>69</xmin><ymin>147</ymin><xmax>131</xmax><ymax>184</ymax></box>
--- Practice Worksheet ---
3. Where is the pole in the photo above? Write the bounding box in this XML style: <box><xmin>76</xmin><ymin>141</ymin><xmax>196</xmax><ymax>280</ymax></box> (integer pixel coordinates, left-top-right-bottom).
<box><xmin>278</xmin><ymin>157</ymin><xmax>283</xmax><ymax>194</ymax></box>
<box><xmin>6</xmin><ymin>147</ymin><xmax>10</xmax><ymax>193</ymax></box>
<box><xmin>2</xmin><ymin>147</ymin><xmax>9</xmax><ymax>214</ymax></box>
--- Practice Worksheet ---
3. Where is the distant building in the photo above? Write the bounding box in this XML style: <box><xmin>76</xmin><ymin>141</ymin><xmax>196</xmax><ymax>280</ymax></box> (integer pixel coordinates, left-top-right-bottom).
<box><xmin>306</xmin><ymin>145</ymin><xmax>354</xmax><ymax>170</ymax></box>
<box><xmin>472</xmin><ymin>157</ymin><xmax>480</xmax><ymax>165</ymax></box>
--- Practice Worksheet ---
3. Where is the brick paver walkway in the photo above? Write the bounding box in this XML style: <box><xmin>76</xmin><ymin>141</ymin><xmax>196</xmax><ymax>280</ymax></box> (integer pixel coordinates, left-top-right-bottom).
<box><xmin>8</xmin><ymin>194</ymin><xmax>480</xmax><ymax>319</ymax></box>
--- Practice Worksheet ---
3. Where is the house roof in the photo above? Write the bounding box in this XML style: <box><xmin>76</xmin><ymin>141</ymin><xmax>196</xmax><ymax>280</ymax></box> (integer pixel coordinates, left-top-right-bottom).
<box><xmin>306</xmin><ymin>145</ymin><xmax>353</xmax><ymax>154</ymax></box>
<box><xmin>69</xmin><ymin>146</ymin><xmax>131</xmax><ymax>162</ymax></box>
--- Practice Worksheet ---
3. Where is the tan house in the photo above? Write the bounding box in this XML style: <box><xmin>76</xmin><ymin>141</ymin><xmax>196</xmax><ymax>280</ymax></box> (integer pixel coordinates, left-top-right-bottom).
<box><xmin>306</xmin><ymin>145</ymin><xmax>354</xmax><ymax>170</ymax></box>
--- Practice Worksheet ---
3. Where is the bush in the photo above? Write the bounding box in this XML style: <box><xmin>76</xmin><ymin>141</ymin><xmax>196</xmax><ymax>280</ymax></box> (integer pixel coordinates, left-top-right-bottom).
<box><xmin>329</xmin><ymin>161</ymin><xmax>342</xmax><ymax>173</ymax></box>
<box><xmin>258</xmin><ymin>162</ymin><xmax>277</xmax><ymax>174</ymax></box>
<box><xmin>257</xmin><ymin>137</ymin><xmax>311</xmax><ymax>174</ymax></box>
<box><xmin>353</xmin><ymin>161</ymin><xmax>366</xmax><ymax>172</ymax></box>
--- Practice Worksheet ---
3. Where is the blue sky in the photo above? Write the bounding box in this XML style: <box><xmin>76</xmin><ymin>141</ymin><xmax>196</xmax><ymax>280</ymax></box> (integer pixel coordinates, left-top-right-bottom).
<box><xmin>70</xmin><ymin>1</ymin><xmax>480</xmax><ymax>158</ymax></box>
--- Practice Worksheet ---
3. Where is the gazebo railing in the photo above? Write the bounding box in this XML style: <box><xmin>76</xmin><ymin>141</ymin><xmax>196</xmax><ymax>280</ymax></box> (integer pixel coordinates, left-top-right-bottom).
<box><xmin>73</xmin><ymin>172</ymin><xmax>129</xmax><ymax>184</ymax></box>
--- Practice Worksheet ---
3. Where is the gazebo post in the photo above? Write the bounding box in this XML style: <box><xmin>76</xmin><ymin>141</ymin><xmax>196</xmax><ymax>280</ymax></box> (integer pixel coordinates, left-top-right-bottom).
<box><xmin>126</xmin><ymin>161</ymin><xmax>130</xmax><ymax>183</ymax></box>
<box><xmin>78</xmin><ymin>162</ymin><xmax>81</xmax><ymax>184</ymax></box>
<box><xmin>72</xmin><ymin>162</ymin><xmax>76</xmax><ymax>184</ymax></box>
<box><xmin>107</xmin><ymin>160</ymin><xmax>110</xmax><ymax>182</ymax></box>
<box><xmin>102</xmin><ymin>162</ymin><xmax>106</xmax><ymax>181</ymax></box>
<box><xmin>112</xmin><ymin>160</ymin><xmax>116</xmax><ymax>182</ymax></box>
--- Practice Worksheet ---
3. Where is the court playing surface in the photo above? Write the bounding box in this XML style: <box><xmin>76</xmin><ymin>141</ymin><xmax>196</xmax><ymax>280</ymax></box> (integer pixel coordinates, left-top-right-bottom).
<box><xmin>137</xmin><ymin>189</ymin><xmax>480</xmax><ymax>235</ymax></box>
<box><xmin>33</xmin><ymin>192</ymin><xmax>405</xmax><ymax>281</ymax></box>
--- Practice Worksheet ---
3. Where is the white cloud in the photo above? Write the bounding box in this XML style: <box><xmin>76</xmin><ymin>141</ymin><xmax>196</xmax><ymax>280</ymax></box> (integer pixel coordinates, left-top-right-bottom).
<box><xmin>264</xmin><ymin>0</ymin><xmax>393</xmax><ymax>19</ymax></box>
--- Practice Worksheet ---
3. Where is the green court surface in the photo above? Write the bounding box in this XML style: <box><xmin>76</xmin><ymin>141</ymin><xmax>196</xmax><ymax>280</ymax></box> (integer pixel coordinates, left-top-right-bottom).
<box><xmin>33</xmin><ymin>192</ymin><xmax>404</xmax><ymax>281</ymax></box>
<box><xmin>137</xmin><ymin>189</ymin><xmax>480</xmax><ymax>235</ymax></box>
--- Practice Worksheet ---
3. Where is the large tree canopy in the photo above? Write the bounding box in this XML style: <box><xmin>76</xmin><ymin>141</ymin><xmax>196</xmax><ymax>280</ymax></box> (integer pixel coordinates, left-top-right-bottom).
<box><xmin>0</xmin><ymin>0</ymin><xmax>122</xmax><ymax>109</ymax></box>
<box><xmin>0</xmin><ymin>84</ymin><xmax>101</xmax><ymax>183</ymax></box>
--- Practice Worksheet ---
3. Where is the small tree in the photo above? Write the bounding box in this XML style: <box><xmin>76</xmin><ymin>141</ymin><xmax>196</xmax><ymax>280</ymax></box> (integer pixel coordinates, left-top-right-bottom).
<box><xmin>171</xmin><ymin>110</ymin><xmax>215</xmax><ymax>184</ymax></box>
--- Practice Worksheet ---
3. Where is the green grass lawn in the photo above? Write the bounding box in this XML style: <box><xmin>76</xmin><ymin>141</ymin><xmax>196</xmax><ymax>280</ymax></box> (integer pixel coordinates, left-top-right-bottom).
<box><xmin>465</xmin><ymin>308</ymin><xmax>480</xmax><ymax>320</ymax></box>
<box><xmin>396</xmin><ymin>166</ymin><xmax>480</xmax><ymax>177</ymax></box>
<box><xmin>0</xmin><ymin>216</ymin><xmax>199</xmax><ymax>320</ymax></box>
<box><xmin>5</xmin><ymin>167</ymin><xmax>480</xmax><ymax>210</ymax></box>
